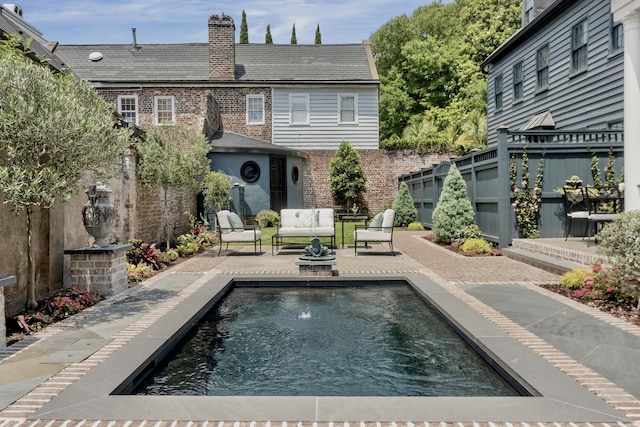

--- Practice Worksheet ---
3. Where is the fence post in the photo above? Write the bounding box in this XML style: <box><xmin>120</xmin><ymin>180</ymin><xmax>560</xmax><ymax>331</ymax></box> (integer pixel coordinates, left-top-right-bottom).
<box><xmin>496</xmin><ymin>126</ymin><xmax>512</xmax><ymax>248</ymax></box>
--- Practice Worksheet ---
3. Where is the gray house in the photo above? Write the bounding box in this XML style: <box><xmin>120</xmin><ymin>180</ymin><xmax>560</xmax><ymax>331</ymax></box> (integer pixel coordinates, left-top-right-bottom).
<box><xmin>483</xmin><ymin>0</ymin><xmax>624</xmax><ymax>145</ymax></box>
<box><xmin>53</xmin><ymin>14</ymin><xmax>380</xmax><ymax>216</ymax></box>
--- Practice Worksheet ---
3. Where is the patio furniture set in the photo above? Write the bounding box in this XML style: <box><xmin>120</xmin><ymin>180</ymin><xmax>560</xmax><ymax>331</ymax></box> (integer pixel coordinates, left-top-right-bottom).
<box><xmin>216</xmin><ymin>208</ymin><xmax>396</xmax><ymax>256</ymax></box>
<box><xmin>562</xmin><ymin>184</ymin><xmax>624</xmax><ymax>245</ymax></box>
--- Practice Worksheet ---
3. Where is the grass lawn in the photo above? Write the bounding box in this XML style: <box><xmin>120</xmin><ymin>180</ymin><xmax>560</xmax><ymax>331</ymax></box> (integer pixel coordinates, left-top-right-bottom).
<box><xmin>258</xmin><ymin>220</ymin><xmax>359</xmax><ymax>246</ymax></box>
<box><xmin>216</xmin><ymin>221</ymin><xmax>362</xmax><ymax>251</ymax></box>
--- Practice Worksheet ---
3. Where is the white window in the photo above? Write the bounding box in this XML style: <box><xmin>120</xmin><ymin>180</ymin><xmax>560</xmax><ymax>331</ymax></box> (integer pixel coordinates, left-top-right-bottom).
<box><xmin>246</xmin><ymin>94</ymin><xmax>265</xmax><ymax>125</ymax></box>
<box><xmin>338</xmin><ymin>94</ymin><xmax>357</xmax><ymax>123</ymax></box>
<box><xmin>536</xmin><ymin>45</ymin><xmax>549</xmax><ymax>90</ymax></box>
<box><xmin>117</xmin><ymin>95</ymin><xmax>138</xmax><ymax>125</ymax></box>
<box><xmin>154</xmin><ymin>96</ymin><xmax>175</xmax><ymax>125</ymax></box>
<box><xmin>289</xmin><ymin>94</ymin><xmax>309</xmax><ymax>124</ymax></box>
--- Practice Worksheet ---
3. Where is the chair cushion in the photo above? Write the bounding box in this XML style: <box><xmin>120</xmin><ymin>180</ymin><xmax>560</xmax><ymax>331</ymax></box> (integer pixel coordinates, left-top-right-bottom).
<box><xmin>355</xmin><ymin>229</ymin><xmax>392</xmax><ymax>242</ymax></box>
<box><xmin>223</xmin><ymin>230</ymin><xmax>262</xmax><ymax>242</ymax></box>
<box><xmin>228</xmin><ymin>212</ymin><xmax>244</xmax><ymax>231</ymax></box>
<box><xmin>381</xmin><ymin>209</ymin><xmax>395</xmax><ymax>228</ymax></box>
<box><xmin>568</xmin><ymin>211</ymin><xmax>589</xmax><ymax>219</ymax></box>
<box><xmin>369</xmin><ymin>213</ymin><xmax>384</xmax><ymax>230</ymax></box>
<box><xmin>217</xmin><ymin>210</ymin><xmax>232</xmax><ymax>234</ymax></box>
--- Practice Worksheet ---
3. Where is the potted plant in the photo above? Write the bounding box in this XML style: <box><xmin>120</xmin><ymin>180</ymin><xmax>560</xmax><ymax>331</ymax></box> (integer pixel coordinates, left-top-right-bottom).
<box><xmin>255</xmin><ymin>209</ymin><xmax>280</xmax><ymax>228</ymax></box>
<box><xmin>564</xmin><ymin>175</ymin><xmax>583</xmax><ymax>189</ymax></box>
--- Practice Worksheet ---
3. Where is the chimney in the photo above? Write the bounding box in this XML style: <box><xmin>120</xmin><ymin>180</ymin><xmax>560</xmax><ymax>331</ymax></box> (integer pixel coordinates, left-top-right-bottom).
<box><xmin>131</xmin><ymin>27</ymin><xmax>140</xmax><ymax>51</ymax></box>
<box><xmin>208</xmin><ymin>13</ymin><xmax>235</xmax><ymax>81</ymax></box>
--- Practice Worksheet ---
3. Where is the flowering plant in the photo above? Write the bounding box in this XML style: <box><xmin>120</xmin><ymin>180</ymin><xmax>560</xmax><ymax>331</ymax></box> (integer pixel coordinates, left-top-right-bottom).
<box><xmin>25</xmin><ymin>286</ymin><xmax>102</xmax><ymax>329</ymax></box>
<box><xmin>571</xmin><ymin>264</ymin><xmax>638</xmax><ymax>303</ymax></box>
<box><xmin>509</xmin><ymin>148</ymin><xmax>544</xmax><ymax>238</ymax></box>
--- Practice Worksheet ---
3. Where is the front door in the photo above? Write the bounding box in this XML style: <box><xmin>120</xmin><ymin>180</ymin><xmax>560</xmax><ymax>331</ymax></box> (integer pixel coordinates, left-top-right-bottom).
<box><xmin>270</xmin><ymin>156</ymin><xmax>287</xmax><ymax>211</ymax></box>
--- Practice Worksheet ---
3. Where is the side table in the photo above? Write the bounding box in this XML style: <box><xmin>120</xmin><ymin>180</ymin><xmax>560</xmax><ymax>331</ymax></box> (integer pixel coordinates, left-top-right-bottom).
<box><xmin>339</xmin><ymin>214</ymin><xmax>368</xmax><ymax>248</ymax></box>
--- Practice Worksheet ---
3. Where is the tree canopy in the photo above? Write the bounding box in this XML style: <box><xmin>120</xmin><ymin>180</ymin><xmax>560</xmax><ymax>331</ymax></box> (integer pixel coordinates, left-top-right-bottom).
<box><xmin>265</xmin><ymin>24</ymin><xmax>273</xmax><ymax>44</ymax></box>
<box><xmin>370</xmin><ymin>0</ymin><xmax>520</xmax><ymax>154</ymax></box>
<box><xmin>328</xmin><ymin>140</ymin><xmax>367</xmax><ymax>208</ymax></box>
<box><xmin>315</xmin><ymin>24</ymin><xmax>322</xmax><ymax>44</ymax></box>
<box><xmin>240</xmin><ymin>10</ymin><xmax>249</xmax><ymax>44</ymax></box>
<box><xmin>291</xmin><ymin>23</ymin><xmax>297</xmax><ymax>44</ymax></box>
<box><xmin>0</xmin><ymin>35</ymin><xmax>131</xmax><ymax>306</ymax></box>
<box><xmin>136</xmin><ymin>124</ymin><xmax>211</xmax><ymax>249</ymax></box>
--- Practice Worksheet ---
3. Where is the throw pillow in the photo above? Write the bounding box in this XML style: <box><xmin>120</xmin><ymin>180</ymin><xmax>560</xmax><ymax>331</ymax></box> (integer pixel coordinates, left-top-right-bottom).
<box><xmin>369</xmin><ymin>212</ymin><xmax>384</xmax><ymax>230</ymax></box>
<box><xmin>227</xmin><ymin>212</ymin><xmax>245</xmax><ymax>231</ymax></box>
<box><xmin>217</xmin><ymin>210</ymin><xmax>232</xmax><ymax>233</ymax></box>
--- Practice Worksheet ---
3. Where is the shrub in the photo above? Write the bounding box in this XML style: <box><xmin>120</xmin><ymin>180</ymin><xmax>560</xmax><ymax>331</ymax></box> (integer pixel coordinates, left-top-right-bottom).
<box><xmin>460</xmin><ymin>238</ymin><xmax>492</xmax><ymax>255</ymax></box>
<box><xmin>570</xmin><ymin>264</ymin><xmax>638</xmax><ymax>303</ymax></box>
<box><xmin>157</xmin><ymin>248</ymin><xmax>179</xmax><ymax>266</ymax></box>
<box><xmin>560</xmin><ymin>268</ymin><xmax>594</xmax><ymax>290</ymax></box>
<box><xmin>454</xmin><ymin>224</ymin><xmax>483</xmax><ymax>244</ymax></box>
<box><xmin>24</xmin><ymin>286</ymin><xmax>103</xmax><ymax>329</ymax></box>
<box><xmin>431</xmin><ymin>163</ymin><xmax>475</xmax><ymax>244</ymax></box>
<box><xmin>127</xmin><ymin>262</ymin><xmax>155</xmax><ymax>284</ymax></box>
<box><xmin>392</xmin><ymin>182</ymin><xmax>418</xmax><ymax>227</ymax></box>
<box><xmin>597</xmin><ymin>211</ymin><xmax>640</xmax><ymax>276</ymax></box>
<box><xmin>127</xmin><ymin>239</ymin><xmax>160</xmax><ymax>269</ymax></box>
<box><xmin>328</xmin><ymin>140</ymin><xmax>367</xmax><ymax>206</ymax></box>
<box><xmin>177</xmin><ymin>241</ymin><xmax>201</xmax><ymax>257</ymax></box>
<box><xmin>407</xmin><ymin>221</ymin><xmax>424</xmax><ymax>231</ymax></box>
<box><xmin>509</xmin><ymin>148</ymin><xmax>544</xmax><ymax>239</ymax></box>
<box><xmin>255</xmin><ymin>209</ymin><xmax>281</xmax><ymax>226</ymax></box>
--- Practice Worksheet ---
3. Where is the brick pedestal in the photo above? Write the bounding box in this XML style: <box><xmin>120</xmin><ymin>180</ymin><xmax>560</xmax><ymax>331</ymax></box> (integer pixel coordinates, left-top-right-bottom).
<box><xmin>64</xmin><ymin>245</ymin><xmax>131</xmax><ymax>297</ymax></box>
<box><xmin>295</xmin><ymin>259</ymin><xmax>337</xmax><ymax>276</ymax></box>
<box><xmin>1</xmin><ymin>276</ymin><xmax>16</xmax><ymax>348</ymax></box>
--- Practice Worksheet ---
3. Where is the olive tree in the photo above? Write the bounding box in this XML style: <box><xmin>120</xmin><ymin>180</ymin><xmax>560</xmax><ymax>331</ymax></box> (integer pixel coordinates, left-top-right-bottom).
<box><xmin>135</xmin><ymin>124</ymin><xmax>211</xmax><ymax>250</ymax></box>
<box><xmin>0</xmin><ymin>36</ymin><xmax>130</xmax><ymax>307</ymax></box>
<box><xmin>201</xmin><ymin>170</ymin><xmax>232</xmax><ymax>228</ymax></box>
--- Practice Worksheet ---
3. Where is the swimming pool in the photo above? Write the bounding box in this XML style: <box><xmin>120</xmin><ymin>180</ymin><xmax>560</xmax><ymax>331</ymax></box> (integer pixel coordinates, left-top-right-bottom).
<box><xmin>31</xmin><ymin>273</ymin><xmax>630</xmax><ymax>422</ymax></box>
<box><xmin>133</xmin><ymin>284</ymin><xmax>518</xmax><ymax>397</ymax></box>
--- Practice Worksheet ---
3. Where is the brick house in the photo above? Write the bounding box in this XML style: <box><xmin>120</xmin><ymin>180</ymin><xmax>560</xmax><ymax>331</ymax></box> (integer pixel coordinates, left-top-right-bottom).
<box><xmin>54</xmin><ymin>13</ymin><xmax>381</xmax><ymax>216</ymax></box>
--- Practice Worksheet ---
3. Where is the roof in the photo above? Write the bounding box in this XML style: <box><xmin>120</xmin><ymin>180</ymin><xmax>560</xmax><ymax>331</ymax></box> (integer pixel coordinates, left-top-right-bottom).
<box><xmin>521</xmin><ymin>110</ymin><xmax>556</xmax><ymax>130</ymax></box>
<box><xmin>0</xmin><ymin>6</ymin><xmax>65</xmax><ymax>70</ymax></box>
<box><xmin>481</xmin><ymin>0</ymin><xmax>574</xmax><ymax>70</ymax></box>
<box><xmin>54</xmin><ymin>43</ymin><xmax>379</xmax><ymax>84</ymax></box>
<box><xmin>209</xmin><ymin>131</ymin><xmax>308</xmax><ymax>159</ymax></box>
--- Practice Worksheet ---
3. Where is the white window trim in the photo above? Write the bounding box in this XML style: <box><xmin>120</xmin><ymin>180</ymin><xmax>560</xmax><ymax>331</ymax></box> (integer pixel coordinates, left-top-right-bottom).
<box><xmin>117</xmin><ymin>94</ymin><xmax>138</xmax><ymax>126</ymax></box>
<box><xmin>246</xmin><ymin>94</ymin><xmax>265</xmax><ymax>125</ymax></box>
<box><xmin>338</xmin><ymin>93</ymin><xmax>358</xmax><ymax>124</ymax></box>
<box><xmin>154</xmin><ymin>95</ymin><xmax>176</xmax><ymax>125</ymax></box>
<box><xmin>289</xmin><ymin>93</ymin><xmax>310</xmax><ymax>125</ymax></box>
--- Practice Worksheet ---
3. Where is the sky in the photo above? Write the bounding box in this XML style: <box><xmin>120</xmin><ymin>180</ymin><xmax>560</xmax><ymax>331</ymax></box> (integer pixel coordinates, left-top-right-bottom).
<box><xmin>10</xmin><ymin>0</ymin><xmax>431</xmax><ymax>45</ymax></box>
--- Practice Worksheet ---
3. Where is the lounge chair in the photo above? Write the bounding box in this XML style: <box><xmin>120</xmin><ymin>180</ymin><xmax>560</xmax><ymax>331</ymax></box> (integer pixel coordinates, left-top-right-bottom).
<box><xmin>216</xmin><ymin>210</ymin><xmax>262</xmax><ymax>255</ymax></box>
<box><xmin>354</xmin><ymin>209</ymin><xmax>395</xmax><ymax>255</ymax></box>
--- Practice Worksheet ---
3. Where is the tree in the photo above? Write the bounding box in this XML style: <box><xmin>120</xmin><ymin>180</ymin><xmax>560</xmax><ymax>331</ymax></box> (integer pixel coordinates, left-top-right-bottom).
<box><xmin>202</xmin><ymin>170</ymin><xmax>231</xmax><ymax>212</ymax></box>
<box><xmin>370</xmin><ymin>0</ymin><xmax>520</xmax><ymax>152</ymax></box>
<box><xmin>431</xmin><ymin>163</ymin><xmax>475</xmax><ymax>243</ymax></box>
<box><xmin>265</xmin><ymin>24</ymin><xmax>273</xmax><ymax>44</ymax></box>
<box><xmin>392</xmin><ymin>182</ymin><xmax>418</xmax><ymax>227</ymax></box>
<box><xmin>136</xmin><ymin>124</ymin><xmax>211</xmax><ymax>250</ymax></box>
<box><xmin>328</xmin><ymin>140</ymin><xmax>367</xmax><ymax>208</ymax></box>
<box><xmin>291</xmin><ymin>23</ymin><xmax>297</xmax><ymax>44</ymax></box>
<box><xmin>0</xmin><ymin>36</ymin><xmax>130</xmax><ymax>307</ymax></box>
<box><xmin>315</xmin><ymin>24</ymin><xmax>322</xmax><ymax>44</ymax></box>
<box><xmin>240</xmin><ymin>10</ymin><xmax>249</xmax><ymax>44</ymax></box>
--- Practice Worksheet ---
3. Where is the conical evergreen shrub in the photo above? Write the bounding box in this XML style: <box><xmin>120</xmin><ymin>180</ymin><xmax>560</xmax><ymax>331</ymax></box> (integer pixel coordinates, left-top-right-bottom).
<box><xmin>431</xmin><ymin>163</ymin><xmax>475</xmax><ymax>244</ymax></box>
<box><xmin>392</xmin><ymin>182</ymin><xmax>418</xmax><ymax>227</ymax></box>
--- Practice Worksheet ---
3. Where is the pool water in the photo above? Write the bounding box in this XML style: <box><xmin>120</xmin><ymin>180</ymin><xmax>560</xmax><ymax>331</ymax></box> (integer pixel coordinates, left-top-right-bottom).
<box><xmin>135</xmin><ymin>285</ymin><xmax>518</xmax><ymax>397</ymax></box>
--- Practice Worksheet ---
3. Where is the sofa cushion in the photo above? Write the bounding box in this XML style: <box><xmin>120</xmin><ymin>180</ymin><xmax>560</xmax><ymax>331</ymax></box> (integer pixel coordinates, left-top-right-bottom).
<box><xmin>316</xmin><ymin>209</ymin><xmax>334</xmax><ymax>228</ymax></box>
<box><xmin>228</xmin><ymin>212</ymin><xmax>244</xmax><ymax>231</ymax></box>
<box><xmin>369</xmin><ymin>212</ymin><xmax>384</xmax><ymax>230</ymax></box>
<box><xmin>295</xmin><ymin>210</ymin><xmax>314</xmax><ymax>228</ymax></box>
<box><xmin>217</xmin><ymin>210</ymin><xmax>232</xmax><ymax>234</ymax></box>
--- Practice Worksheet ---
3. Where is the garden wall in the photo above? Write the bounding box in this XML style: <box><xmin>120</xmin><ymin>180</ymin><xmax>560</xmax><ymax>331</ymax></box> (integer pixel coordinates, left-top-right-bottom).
<box><xmin>303</xmin><ymin>149</ymin><xmax>449</xmax><ymax>214</ymax></box>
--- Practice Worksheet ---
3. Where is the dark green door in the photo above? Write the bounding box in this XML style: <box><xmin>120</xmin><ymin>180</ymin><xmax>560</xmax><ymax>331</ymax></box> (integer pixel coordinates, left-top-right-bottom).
<box><xmin>270</xmin><ymin>156</ymin><xmax>287</xmax><ymax>211</ymax></box>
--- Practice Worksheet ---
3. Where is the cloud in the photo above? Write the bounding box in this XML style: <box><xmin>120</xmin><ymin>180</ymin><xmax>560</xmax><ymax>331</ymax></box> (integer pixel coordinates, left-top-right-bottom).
<box><xmin>15</xmin><ymin>0</ymin><xmax>429</xmax><ymax>45</ymax></box>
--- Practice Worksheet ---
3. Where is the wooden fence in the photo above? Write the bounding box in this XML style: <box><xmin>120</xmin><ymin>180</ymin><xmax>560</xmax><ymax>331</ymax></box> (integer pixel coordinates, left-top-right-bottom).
<box><xmin>398</xmin><ymin>127</ymin><xmax>624</xmax><ymax>247</ymax></box>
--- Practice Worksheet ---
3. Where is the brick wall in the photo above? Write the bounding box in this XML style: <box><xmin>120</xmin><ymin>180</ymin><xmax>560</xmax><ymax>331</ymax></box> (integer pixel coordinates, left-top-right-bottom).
<box><xmin>215</xmin><ymin>87</ymin><xmax>272</xmax><ymax>141</ymax></box>
<box><xmin>303</xmin><ymin>150</ymin><xmax>450</xmax><ymax>214</ymax></box>
<box><xmin>208</xmin><ymin>14</ymin><xmax>235</xmax><ymax>81</ymax></box>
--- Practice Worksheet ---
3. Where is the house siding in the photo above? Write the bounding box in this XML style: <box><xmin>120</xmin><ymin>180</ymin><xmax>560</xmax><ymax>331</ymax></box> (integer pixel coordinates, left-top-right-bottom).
<box><xmin>272</xmin><ymin>87</ymin><xmax>379</xmax><ymax>150</ymax></box>
<box><xmin>486</xmin><ymin>0</ymin><xmax>623</xmax><ymax>144</ymax></box>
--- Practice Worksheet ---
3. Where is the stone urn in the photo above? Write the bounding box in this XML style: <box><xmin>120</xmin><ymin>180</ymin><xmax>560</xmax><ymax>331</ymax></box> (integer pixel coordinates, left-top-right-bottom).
<box><xmin>82</xmin><ymin>183</ymin><xmax>115</xmax><ymax>247</ymax></box>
